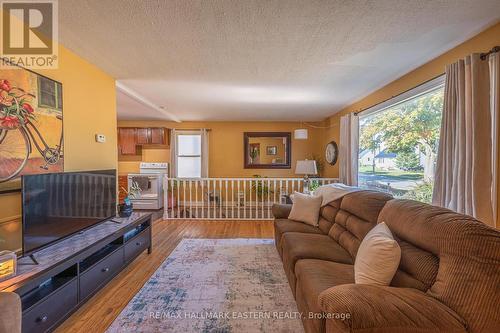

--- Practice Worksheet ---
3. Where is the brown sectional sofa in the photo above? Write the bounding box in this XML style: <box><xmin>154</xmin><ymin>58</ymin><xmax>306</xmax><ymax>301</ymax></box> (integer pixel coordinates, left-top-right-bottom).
<box><xmin>0</xmin><ymin>292</ymin><xmax>21</xmax><ymax>333</ymax></box>
<box><xmin>272</xmin><ymin>190</ymin><xmax>500</xmax><ymax>333</ymax></box>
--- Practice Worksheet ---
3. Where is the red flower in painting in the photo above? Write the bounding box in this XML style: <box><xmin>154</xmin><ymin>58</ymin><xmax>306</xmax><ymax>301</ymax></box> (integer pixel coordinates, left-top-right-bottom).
<box><xmin>0</xmin><ymin>116</ymin><xmax>20</xmax><ymax>128</ymax></box>
<box><xmin>22</xmin><ymin>103</ymin><xmax>34</xmax><ymax>114</ymax></box>
<box><xmin>0</xmin><ymin>80</ymin><xmax>11</xmax><ymax>92</ymax></box>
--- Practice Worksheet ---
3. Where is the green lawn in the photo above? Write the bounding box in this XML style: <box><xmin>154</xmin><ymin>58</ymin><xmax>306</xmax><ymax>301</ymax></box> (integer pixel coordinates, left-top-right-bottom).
<box><xmin>358</xmin><ymin>166</ymin><xmax>423</xmax><ymax>181</ymax></box>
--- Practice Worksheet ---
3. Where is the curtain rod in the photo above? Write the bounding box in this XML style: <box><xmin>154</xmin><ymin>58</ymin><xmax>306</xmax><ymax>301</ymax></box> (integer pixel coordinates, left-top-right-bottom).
<box><xmin>480</xmin><ymin>46</ymin><xmax>500</xmax><ymax>60</ymax></box>
<box><xmin>353</xmin><ymin>72</ymin><xmax>445</xmax><ymax>116</ymax></box>
<box><xmin>170</xmin><ymin>128</ymin><xmax>212</xmax><ymax>131</ymax></box>
<box><xmin>353</xmin><ymin>45</ymin><xmax>499</xmax><ymax>116</ymax></box>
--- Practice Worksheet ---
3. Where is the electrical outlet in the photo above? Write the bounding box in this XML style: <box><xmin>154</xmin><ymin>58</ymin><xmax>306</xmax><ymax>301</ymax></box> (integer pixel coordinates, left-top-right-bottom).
<box><xmin>95</xmin><ymin>134</ymin><xmax>106</xmax><ymax>143</ymax></box>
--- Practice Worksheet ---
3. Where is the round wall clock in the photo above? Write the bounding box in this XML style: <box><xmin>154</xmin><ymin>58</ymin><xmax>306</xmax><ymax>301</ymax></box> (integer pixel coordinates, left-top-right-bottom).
<box><xmin>325</xmin><ymin>141</ymin><xmax>339</xmax><ymax>165</ymax></box>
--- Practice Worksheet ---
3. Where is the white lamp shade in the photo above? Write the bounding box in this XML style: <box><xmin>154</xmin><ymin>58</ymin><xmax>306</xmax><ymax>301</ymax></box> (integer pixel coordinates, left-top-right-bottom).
<box><xmin>295</xmin><ymin>160</ymin><xmax>318</xmax><ymax>175</ymax></box>
<box><xmin>294</xmin><ymin>128</ymin><xmax>308</xmax><ymax>139</ymax></box>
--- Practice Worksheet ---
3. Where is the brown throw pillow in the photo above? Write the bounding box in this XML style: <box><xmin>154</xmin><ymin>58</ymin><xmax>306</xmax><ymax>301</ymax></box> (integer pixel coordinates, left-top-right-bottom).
<box><xmin>288</xmin><ymin>191</ymin><xmax>322</xmax><ymax>226</ymax></box>
<box><xmin>354</xmin><ymin>222</ymin><xmax>401</xmax><ymax>285</ymax></box>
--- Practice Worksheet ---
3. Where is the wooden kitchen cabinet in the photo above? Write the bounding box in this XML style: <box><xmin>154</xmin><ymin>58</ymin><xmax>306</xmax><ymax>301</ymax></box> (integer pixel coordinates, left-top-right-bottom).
<box><xmin>118</xmin><ymin>128</ymin><xmax>137</xmax><ymax>155</ymax></box>
<box><xmin>150</xmin><ymin>128</ymin><xmax>166</xmax><ymax>144</ymax></box>
<box><xmin>136</xmin><ymin>128</ymin><xmax>150</xmax><ymax>144</ymax></box>
<box><xmin>118</xmin><ymin>127</ymin><xmax>169</xmax><ymax>156</ymax></box>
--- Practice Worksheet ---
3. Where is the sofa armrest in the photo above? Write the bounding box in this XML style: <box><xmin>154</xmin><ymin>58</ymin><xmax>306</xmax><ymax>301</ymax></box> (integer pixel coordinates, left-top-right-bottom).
<box><xmin>272</xmin><ymin>204</ymin><xmax>292</xmax><ymax>219</ymax></box>
<box><xmin>0</xmin><ymin>292</ymin><xmax>21</xmax><ymax>333</ymax></box>
<box><xmin>318</xmin><ymin>284</ymin><xmax>466</xmax><ymax>333</ymax></box>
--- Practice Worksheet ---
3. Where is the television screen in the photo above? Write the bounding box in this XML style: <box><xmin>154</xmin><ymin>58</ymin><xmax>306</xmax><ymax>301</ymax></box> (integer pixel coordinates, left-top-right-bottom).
<box><xmin>22</xmin><ymin>170</ymin><xmax>117</xmax><ymax>255</ymax></box>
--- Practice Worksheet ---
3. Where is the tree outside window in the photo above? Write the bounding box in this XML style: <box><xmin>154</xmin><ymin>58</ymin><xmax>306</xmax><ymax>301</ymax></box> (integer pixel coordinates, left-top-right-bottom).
<box><xmin>358</xmin><ymin>87</ymin><xmax>444</xmax><ymax>203</ymax></box>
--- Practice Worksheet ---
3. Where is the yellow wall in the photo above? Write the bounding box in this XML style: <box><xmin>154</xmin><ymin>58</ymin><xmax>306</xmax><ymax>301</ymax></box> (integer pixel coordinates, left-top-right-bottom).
<box><xmin>2</xmin><ymin>20</ymin><xmax>497</xmax><ymax>247</ymax></box>
<box><xmin>321</xmin><ymin>22</ymin><xmax>500</xmax><ymax>227</ymax></box>
<box><xmin>117</xmin><ymin>120</ymin><xmax>325</xmax><ymax>178</ymax></box>
<box><xmin>323</xmin><ymin>22</ymin><xmax>500</xmax><ymax>179</ymax></box>
<box><xmin>0</xmin><ymin>45</ymin><xmax>117</xmax><ymax>251</ymax></box>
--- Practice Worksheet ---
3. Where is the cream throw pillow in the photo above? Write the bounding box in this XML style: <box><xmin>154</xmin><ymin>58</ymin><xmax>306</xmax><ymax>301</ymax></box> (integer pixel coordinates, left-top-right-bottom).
<box><xmin>354</xmin><ymin>222</ymin><xmax>401</xmax><ymax>285</ymax></box>
<box><xmin>288</xmin><ymin>191</ymin><xmax>322</xmax><ymax>227</ymax></box>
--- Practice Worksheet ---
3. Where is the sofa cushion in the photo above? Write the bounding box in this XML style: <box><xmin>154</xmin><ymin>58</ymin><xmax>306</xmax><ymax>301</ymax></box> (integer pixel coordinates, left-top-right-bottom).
<box><xmin>0</xmin><ymin>292</ymin><xmax>21</xmax><ymax>333</ymax></box>
<box><xmin>379</xmin><ymin>199</ymin><xmax>500</xmax><ymax>333</ymax></box>
<box><xmin>317</xmin><ymin>203</ymin><xmax>341</xmax><ymax>234</ymax></box>
<box><xmin>295</xmin><ymin>260</ymin><xmax>354</xmax><ymax>333</ymax></box>
<box><xmin>325</xmin><ymin>191</ymin><xmax>393</xmax><ymax>259</ymax></box>
<box><xmin>271</xmin><ymin>203</ymin><xmax>292</xmax><ymax>219</ymax></box>
<box><xmin>274</xmin><ymin>219</ymin><xmax>323</xmax><ymax>257</ymax></box>
<box><xmin>354</xmin><ymin>222</ymin><xmax>401</xmax><ymax>285</ymax></box>
<box><xmin>281</xmin><ymin>232</ymin><xmax>353</xmax><ymax>295</ymax></box>
<box><xmin>296</xmin><ymin>260</ymin><xmax>354</xmax><ymax>313</ymax></box>
<box><xmin>319</xmin><ymin>284</ymin><xmax>467</xmax><ymax>333</ymax></box>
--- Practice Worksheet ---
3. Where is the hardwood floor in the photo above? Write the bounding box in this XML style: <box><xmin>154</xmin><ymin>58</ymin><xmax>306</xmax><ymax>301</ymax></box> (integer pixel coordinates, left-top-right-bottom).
<box><xmin>55</xmin><ymin>219</ymin><xmax>275</xmax><ymax>333</ymax></box>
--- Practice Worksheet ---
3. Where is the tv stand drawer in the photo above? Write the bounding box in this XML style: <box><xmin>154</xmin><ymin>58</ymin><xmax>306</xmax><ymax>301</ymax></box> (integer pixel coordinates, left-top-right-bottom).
<box><xmin>22</xmin><ymin>278</ymin><xmax>78</xmax><ymax>333</ymax></box>
<box><xmin>79</xmin><ymin>248</ymin><xmax>124</xmax><ymax>301</ymax></box>
<box><xmin>124</xmin><ymin>228</ymin><xmax>150</xmax><ymax>263</ymax></box>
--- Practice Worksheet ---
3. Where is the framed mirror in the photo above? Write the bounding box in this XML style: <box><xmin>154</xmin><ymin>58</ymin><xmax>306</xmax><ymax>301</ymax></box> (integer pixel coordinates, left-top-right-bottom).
<box><xmin>244</xmin><ymin>132</ymin><xmax>291</xmax><ymax>169</ymax></box>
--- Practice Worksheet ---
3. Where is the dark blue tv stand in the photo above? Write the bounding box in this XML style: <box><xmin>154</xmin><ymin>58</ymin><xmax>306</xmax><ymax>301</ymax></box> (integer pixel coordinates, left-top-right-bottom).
<box><xmin>0</xmin><ymin>212</ymin><xmax>152</xmax><ymax>333</ymax></box>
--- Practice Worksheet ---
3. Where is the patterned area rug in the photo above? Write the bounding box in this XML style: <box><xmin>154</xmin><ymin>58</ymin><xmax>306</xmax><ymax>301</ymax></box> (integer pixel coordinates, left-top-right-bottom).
<box><xmin>107</xmin><ymin>239</ymin><xmax>304</xmax><ymax>333</ymax></box>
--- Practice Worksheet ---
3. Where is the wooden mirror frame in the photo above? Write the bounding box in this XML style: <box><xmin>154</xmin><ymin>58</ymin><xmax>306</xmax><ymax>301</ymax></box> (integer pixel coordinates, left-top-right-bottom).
<box><xmin>244</xmin><ymin>132</ymin><xmax>291</xmax><ymax>169</ymax></box>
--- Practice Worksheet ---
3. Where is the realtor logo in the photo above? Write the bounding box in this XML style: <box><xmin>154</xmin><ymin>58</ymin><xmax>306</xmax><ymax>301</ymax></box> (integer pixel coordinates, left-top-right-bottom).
<box><xmin>1</xmin><ymin>0</ymin><xmax>58</xmax><ymax>68</ymax></box>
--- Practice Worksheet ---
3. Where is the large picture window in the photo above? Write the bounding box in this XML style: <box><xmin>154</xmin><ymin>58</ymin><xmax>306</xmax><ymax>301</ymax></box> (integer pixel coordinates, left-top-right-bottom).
<box><xmin>358</xmin><ymin>76</ymin><xmax>445</xmax><ymax>203</ymax></box>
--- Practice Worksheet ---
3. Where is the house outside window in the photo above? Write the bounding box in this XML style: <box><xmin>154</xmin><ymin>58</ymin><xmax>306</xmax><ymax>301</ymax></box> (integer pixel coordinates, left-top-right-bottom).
<box><xmin>358</xmin><ymin>76</ymin><xmax>445</xmax><ymax>203</ymax></box>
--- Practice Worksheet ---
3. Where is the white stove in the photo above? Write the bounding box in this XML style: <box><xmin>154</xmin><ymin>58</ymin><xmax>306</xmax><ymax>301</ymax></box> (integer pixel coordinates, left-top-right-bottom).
<box><xmin>139</xmin><ymin>162</ymin><xmax>169</xmax><ymax>174</ymax></box>
<box><xmin>128</xmin><ymin>162</ymin><xmax>168</xmax><ymax>210</ymax></box>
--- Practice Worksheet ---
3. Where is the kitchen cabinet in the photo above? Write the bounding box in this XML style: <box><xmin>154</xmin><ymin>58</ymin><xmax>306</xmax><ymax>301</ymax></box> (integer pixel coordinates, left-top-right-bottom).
<box><xmin>118</xmin><ymin>127</ymin><xmax>169</xmax><ymax>156</ymax></box>
<box><xmin>150</xmin><ymin>128</ymin><xmax>166</xmax><ymax>144</ymax></box>
<box><xmin>118</xmin><ymin>128</ymin><xmax>137</xmax><ymax>155</ymax></box>
<box><xmin>136</xmin><ymin>128</ymin><xmax>150</xmax><ymax>144</ymax></box>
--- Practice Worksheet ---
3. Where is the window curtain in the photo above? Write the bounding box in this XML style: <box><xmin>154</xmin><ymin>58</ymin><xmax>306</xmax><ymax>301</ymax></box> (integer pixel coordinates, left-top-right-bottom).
<box><xmin>489</xmin><ymin>52</ymin><xmax>499</xmax><ymax>225</ymax></box>
<box><xmin>433</xmin><ymin>53</ymin><xmax>497</xmax><ymax>226</ymax></box>
<box><xmin>339</xmin><ymin>113</ymin><xmax>359</xmax><ymax>186</ymax></box>
<box><xmin>201</xmin><ymin>128</ymin><xmax>209</xmax><ymax>178</ymax></box>
<box><xmin>169</xmin><ymin>129</ymin><xmax>177</xmax><ymax>177</ymax></box>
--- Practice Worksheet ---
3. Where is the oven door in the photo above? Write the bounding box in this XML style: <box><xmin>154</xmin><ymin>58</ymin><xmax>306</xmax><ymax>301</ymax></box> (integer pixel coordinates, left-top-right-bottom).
<box><xmin>128</xmin><ymin>175</ymin><xmax>159</xmax><ymax>199</ymax></box>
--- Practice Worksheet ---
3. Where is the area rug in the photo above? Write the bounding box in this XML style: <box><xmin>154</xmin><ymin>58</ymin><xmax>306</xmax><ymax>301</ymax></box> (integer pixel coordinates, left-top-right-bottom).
<box><xmin>107</xmin><ymin>239</ymin><xmax>304</xmax><ymax>333</ymax></box>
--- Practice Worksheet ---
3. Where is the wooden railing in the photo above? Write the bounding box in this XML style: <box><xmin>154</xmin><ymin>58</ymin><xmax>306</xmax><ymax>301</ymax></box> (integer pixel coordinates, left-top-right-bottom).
<box><xmin>163</xmin><ymin>177</ymin><xmax>339</xmax><ymax>220</ymax></box>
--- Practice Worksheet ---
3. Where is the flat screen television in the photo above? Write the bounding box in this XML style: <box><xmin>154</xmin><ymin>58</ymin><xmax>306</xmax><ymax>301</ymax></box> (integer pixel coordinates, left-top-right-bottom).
<box><xmin>22</xmin><ymin>170</ymin><xmax>117</xmax><ymax>256</ymax></box>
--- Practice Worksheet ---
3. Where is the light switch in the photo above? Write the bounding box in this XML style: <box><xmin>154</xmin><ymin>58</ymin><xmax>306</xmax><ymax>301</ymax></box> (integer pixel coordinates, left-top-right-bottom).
<box><xmin>95</xmin><ymin>134</ymin><xmax>106</xmax><ymax>143</ymax></box>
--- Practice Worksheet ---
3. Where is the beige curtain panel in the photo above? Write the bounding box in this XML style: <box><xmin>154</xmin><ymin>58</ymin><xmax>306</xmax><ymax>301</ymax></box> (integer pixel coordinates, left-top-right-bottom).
<box><xmin>433</xmin><ymin>52</ymin><xmax>499</xmax><ymax>226</ymax></box>
<box><xmin>169</xmin><ymin>129</ymin><xmax>177</xmax><ymax>177</ymax></box>
<box><xmin>339</xmin><ymin>113</ymin><xmax>359</xmax><ymax>186</ymax></box>
<box><xmin>489</xmin><ymin>52</ymin><xmax>499</xmax><ymax>224</ymax></box>
<box><xmin>201</xmin><ymin>128</ymin><xmax>209</xmax><ymax>178</ymax></box>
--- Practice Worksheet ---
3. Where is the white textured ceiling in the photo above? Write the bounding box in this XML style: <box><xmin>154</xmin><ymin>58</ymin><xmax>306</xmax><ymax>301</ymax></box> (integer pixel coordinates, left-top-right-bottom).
<box><xmin>59</xmin><ymin>0</ymin><xmax>500</xmax><ymax>121</ymax></box>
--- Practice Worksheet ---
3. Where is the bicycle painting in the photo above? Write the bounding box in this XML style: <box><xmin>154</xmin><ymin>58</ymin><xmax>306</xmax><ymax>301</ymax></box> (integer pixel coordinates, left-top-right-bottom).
<box><xmin>0</xmin><ymin>66</ymin><xmax>63</xmax><ymax>193</ymax></box>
